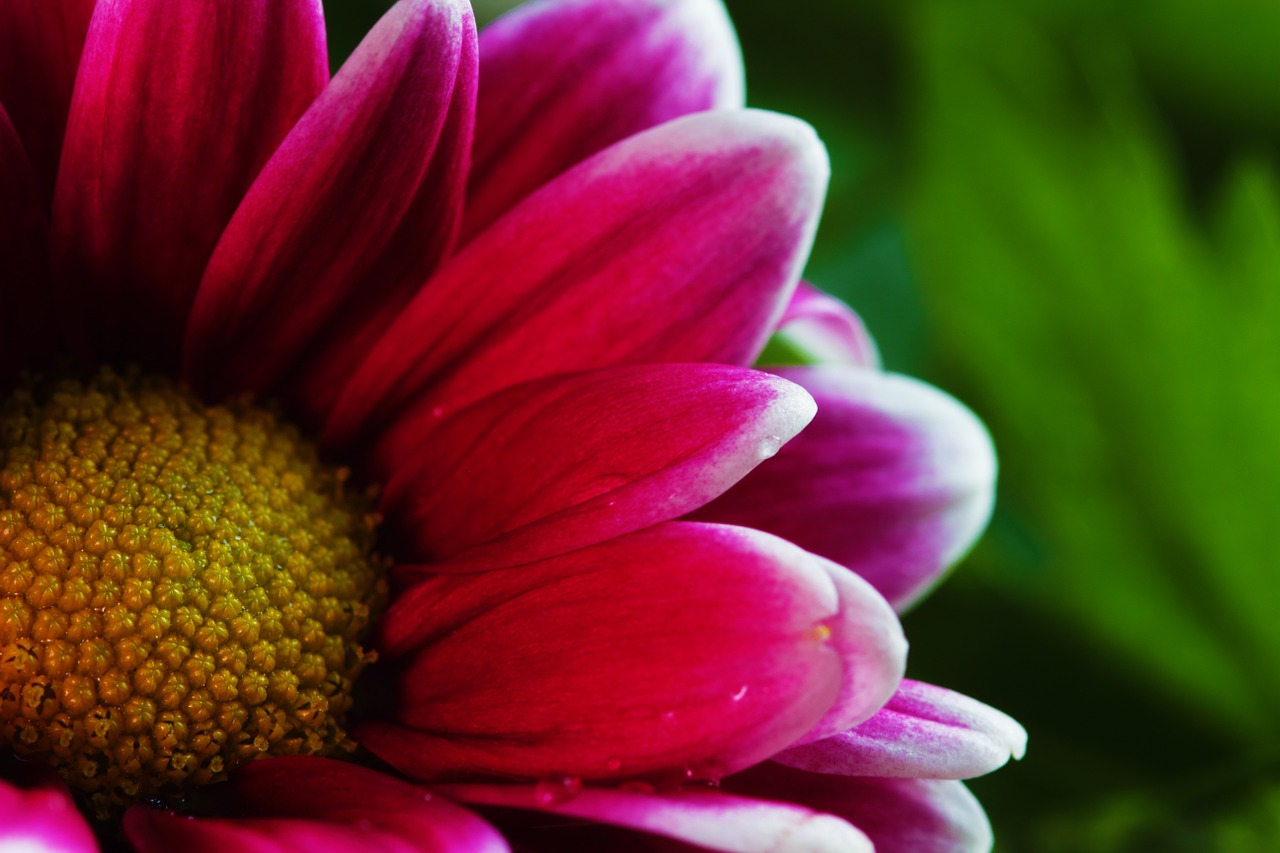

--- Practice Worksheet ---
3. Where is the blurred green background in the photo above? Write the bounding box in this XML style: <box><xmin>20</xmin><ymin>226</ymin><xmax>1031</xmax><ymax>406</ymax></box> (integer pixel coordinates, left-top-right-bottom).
<box><xmin>327</xmin><ymin>1</ymin><xmax>1280</xmax><ymax>850</ymax></box>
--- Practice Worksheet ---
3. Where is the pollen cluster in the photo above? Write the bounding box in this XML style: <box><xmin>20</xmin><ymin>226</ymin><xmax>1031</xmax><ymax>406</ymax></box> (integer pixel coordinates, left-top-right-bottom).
<box><xmin>0</xmin><ymin>369</ymin><xmax>386</xmax><ymax>816</ymax></box>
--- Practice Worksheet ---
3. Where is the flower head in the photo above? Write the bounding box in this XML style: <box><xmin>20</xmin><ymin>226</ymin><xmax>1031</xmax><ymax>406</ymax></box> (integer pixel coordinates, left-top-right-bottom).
<box><xmin>0</xmin><ymin>0</ymin><xmax>1023</xmax><ymax>849</ymax></box>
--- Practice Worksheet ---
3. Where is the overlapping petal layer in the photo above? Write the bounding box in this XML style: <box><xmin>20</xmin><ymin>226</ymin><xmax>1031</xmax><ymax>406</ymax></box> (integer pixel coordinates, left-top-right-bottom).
<box><xmin>726</xmin><ymin>763</ymin><xmax>993</xmax><ymax>853</ymax></box>
<box><xmin>125</xmin><ymin>757</ymin><xmax>508</xmax><ymax>853</ymax></box>
<box><xmin>441</xmin><ymin>783</ymin><xmax>872</xmax><ymax>853</ymax></box>
<box><xmin>776</xmin><ymin>679</ymin><xmax>1027</xmax><ymax>779</ymax></box>
<box><xmin>325</xmin><ymin>108</ymin><xmax>829</xmax><ymax>467</ymax></box>
<box><xmin>184</xmin><ymin>0</ymin><xmax>477</xmax><ymax>423</ymax></box>
<box><xmin>54</xmin><ymin>0</ymin><xmax>329</xmax><ymax>365</ymax></box>
<box><xmin>0</xmin><ymin>0</ymin><xmax>94</xmax><ymax>201</ymax></box>
<box><xmin>362</xmin><ymin>522</ymin><xmax>905</xmax><ymax>783</ymax></box>
<box><xmin>773</xmin><ymin>282</ymin><xmax>881</xmax><ymax>367</ymax></box>
<box><xmin>381</xmin><ymin>364</ymin><xmax>815</xmax><ymax>568</ymax></box>
<box><xmin>465</xmin><ymin>0</ymin><xmax>743</xmax><ymax>238</ymax></box>
<box><xmin>694</xmin><ymin>367</ymin><xmax>996</xmax><ymax>611</ymax></box>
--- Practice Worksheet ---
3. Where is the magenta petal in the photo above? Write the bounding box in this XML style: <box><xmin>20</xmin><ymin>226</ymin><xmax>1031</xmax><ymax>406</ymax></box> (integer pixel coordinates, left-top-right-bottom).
<box><xmin>0</xmin><ymin>0</ymin><xmax>95</xmax><ymax>202</ymax></box>
<box><xmin>692</xmin><ymin>367</ymin><xmax>996</xmax><ymax>611</ymax></box>
<box><xmin>770</xmin><ymin>282</ymin><xmax>881</xmax><ymax>368</ymax></box>
<box><xmin>379</xmin><ymin>365</ymin><xmax>814</xmax><ymax>565</ymax></box>
<box><xmin>183</xmin><ymin>0</ymin><xmax>477</xmax><ymax>423</ymax></box>
<box><xmin>776</xmin><ymin>679</ymin><xmax>1027</xmax><ymax>779</ymax></box>
<box><xmin>464</xmin><ymin>0</ymin><xmax>743</xmax><ymax>239</ymax></box>
<box><xmin>125</xmin><ymin>756</ymin><xmax>508</xmax><ymax>853</ymax></box>
<box><xmin>360</xmin><ymin>522</ymin><xmax>904</xmax><ymax>784</ymax></box>
<box><xmin>0</xmin><ymin>769</ymin><xmax>98</xmax><ymax>853</ymax></box>
<box><xmin>0</xmin><ymin>104</ymin><xmax>54</xmax><ymax>376</ymax></box>
<box><xmin>52</xmin><ymin>0</ymin><xmax>327</xmax><ymax>366</ymax></box>
<box><xmin>325</xmin><ymin>109</ymin><xmax>828</xmax><ymax>454</ymax></box>
<box><xmin>727</xmin><ymin>764</ymin><xmax>994</xmax><ymax>853</ymax></box>
<box><xmin>440</xmin><ymin>784</ymin><xmax>872</xmax><ymax>853</ymax></box>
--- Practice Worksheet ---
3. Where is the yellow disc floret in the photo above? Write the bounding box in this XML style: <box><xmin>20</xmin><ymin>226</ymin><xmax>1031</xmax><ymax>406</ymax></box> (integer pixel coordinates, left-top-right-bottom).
<box><xmin>0</xmin><ymin>368</ymin><xmax>386</xmax><ymax>816</ymax></box>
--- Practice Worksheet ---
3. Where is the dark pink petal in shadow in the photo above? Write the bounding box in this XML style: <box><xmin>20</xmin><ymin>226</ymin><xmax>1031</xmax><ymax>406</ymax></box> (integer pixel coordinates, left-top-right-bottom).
<box><xmin>53</xmin><ymin>0</ymin><xmax>328</xmax><ymax>366</ymax></box>
<box><xmin>0</xmin><ymin>104</ymin><xmax>54</xmax><ymax>376</ymax></box>
<box><xmin>125</xmin><ymin>756</ymin><xmax>508</xmax><ymax>853</ymax></box>
<box><xmin>0</xmin><ymin>0</ymin><xmax>95</xmax><ymax>202</ymax></box>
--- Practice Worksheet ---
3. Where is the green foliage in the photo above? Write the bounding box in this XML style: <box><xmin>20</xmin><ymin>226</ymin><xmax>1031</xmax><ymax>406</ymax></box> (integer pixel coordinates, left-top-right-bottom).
<box><xmin>898</xmin><ymin>2</ymin><xmax>1280</xmax><ymax>848</ymax></box>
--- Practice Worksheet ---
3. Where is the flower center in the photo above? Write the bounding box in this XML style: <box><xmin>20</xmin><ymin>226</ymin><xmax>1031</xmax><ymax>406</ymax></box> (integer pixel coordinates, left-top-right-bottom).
<box><xmin>0</xmin><ymin>368</ymin><xmax>386</xmax><ymax>817</ymax></box>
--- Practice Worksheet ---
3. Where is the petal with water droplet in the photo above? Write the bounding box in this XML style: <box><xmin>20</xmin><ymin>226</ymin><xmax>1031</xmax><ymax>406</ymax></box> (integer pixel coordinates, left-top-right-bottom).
<box><xmin>362</xmin><ymin>522</ymin><xmax>905</xmax><ymax>784</ymax></box>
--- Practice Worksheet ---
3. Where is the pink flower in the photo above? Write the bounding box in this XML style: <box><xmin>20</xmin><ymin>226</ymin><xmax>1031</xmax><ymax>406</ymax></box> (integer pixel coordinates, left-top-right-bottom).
<box><xmin>0</xmin><ymin>0</ymin><xmax>1022</xmax><ymax>849</ymax></box>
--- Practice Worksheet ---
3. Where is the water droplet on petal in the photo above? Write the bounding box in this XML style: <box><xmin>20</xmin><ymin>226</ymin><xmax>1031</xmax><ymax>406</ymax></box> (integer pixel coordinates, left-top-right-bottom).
<box><xmin>758</xmin><ymin>435</ymin><xmax>783</xmax><ymax>459</ymax></box>
<box><xmin>534</xmin><ymin>775</ymin><xmax>582</xmax><ymax>806</ymax></box>
<box><xmin>731</xmin><ymin>685</ymin><xmax>748</xmax><ymax>702</ymax></box>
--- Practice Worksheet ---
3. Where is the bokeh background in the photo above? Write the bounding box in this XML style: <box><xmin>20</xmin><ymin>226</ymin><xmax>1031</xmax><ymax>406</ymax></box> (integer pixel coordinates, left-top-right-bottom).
<box><xmin>327</xmin><ymin>1</ymin><xmax>1280</xmax><ymax>850</ymax></box>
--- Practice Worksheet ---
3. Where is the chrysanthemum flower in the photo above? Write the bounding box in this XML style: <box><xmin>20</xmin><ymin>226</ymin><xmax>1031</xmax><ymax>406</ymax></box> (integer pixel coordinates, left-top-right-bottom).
<box><xmin>0</xmin><ymin>0</ymin><xmax>1024</xmax><ymax>849</ymax></box>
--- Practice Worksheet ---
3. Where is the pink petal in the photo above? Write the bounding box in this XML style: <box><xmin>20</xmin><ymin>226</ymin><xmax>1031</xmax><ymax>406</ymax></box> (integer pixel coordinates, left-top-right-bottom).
<box><xmin>183</xmin><ymin>0</ymin><xmax>477</xmax><ymax>425</ymax></box>
<box><xmin>793</xmin><ymin>559</ymin><xmax>910</xmax><ymax>745</ymax></box>
<box><xmin>125</xmin><ymin>756</ymin><xmax>508</xmax><ymax>853</ymax></box>
<box><xmin>440</xmin><ymin>783</ymin><xmax>871</xmax><ymax>853</ymax></box>
<box><xmin>380</xmin><ymin>365</ymin><xmax>815</xmax><ymax>567</ymax></box>
<box><xmin>359</xmin><ymin>522</ymin><xmax>905</xmax><ymax>784</ymax></box>
<box><xmin>0</xmin><ymin>104</ymin><xmax>54</xmax><ymax>376</ymax></box>
<box><xmin>776</xmin><ymin>679</ymin><xmax>1026</xmax><ymax>779</ymax></box>
<box><xmin>464</xmin><ymin>0</ymin><xmax>743</xmax><ymax>240</ymax></box>
<box><xmin>52</xmin><ymin>0</ymin><xmax>328</xmax><ymax>366</ymax></box>
<box><xmin>726</xmin><ymin>764</ymin><xmax>994</xmax><ymax>853</ymax></box>
<box><xmin>0</xmin><ymin>765</ymin><xmax>98</xmax><ymax>853</ymax></box>
<box><xmin>692</xmin><ymin>367</ymin><xmax>996</xmax><ymax>611</ymax></box>
<box><xmin>0</xmin><ymin>0</ymin><xmax>95</xmax><ymax>202</ymax></box>
<box><xmin>770</xmin><ymin>282</ymin><xmax>881</xmax><ymax>368</ymax></box>
<box><xmin>324</xmin><ymin>109</ymin><xmax>828</xmax><ymax>456</ymax></box>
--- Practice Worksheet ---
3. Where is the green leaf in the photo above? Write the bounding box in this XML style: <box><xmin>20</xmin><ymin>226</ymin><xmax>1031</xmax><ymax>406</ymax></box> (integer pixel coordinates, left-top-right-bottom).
<box><xmin>893</xmin><ymin>5</ymin><xmax>1280</xmax><ymax>846</ymax></box>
